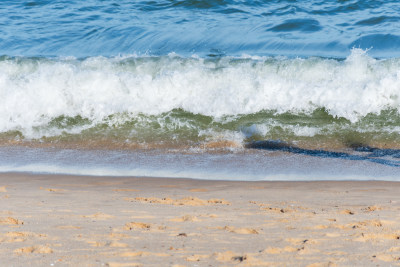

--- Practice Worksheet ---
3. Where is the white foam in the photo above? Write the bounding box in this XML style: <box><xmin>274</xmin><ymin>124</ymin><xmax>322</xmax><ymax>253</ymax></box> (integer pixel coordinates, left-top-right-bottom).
<box><xmin>1</xmin><ymin>49</ymin><xmax>400</xmax><ymax>138</ymax></box>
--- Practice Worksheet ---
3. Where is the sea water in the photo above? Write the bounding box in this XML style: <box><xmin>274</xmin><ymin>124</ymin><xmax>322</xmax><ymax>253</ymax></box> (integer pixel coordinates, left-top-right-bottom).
<box><xmin>0</xmin><ymin>0</ymin><xmax>399</xmax><ymax>180</ymax></box>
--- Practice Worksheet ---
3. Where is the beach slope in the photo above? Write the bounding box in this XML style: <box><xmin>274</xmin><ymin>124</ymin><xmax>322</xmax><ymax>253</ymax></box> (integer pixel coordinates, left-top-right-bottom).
<box><xmin>0</xmin><ymin>173</ymin><xmax>399</xmax><ymax>266</ymax></box>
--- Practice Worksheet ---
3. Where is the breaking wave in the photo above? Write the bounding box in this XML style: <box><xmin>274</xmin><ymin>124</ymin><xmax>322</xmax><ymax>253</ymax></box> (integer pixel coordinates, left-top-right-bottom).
<box><xmin>1</xmin><ymin>49</ymin><xmax>400</xmax><ymax>149</ymax></box>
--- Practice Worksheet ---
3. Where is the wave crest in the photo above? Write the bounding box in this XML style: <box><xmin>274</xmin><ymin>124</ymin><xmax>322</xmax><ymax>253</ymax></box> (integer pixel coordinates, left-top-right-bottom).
<box><xmin>0</xmin><ymin>49</ymin><xmax>400</xmax><ymax>143</ymax></box>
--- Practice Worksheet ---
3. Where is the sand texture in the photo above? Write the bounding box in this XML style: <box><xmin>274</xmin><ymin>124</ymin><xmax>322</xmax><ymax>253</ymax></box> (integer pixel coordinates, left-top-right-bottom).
<box><xmin>0</xmin><ymin>173</ymin><xmax>399</xmax><ymax>266</ymax></box>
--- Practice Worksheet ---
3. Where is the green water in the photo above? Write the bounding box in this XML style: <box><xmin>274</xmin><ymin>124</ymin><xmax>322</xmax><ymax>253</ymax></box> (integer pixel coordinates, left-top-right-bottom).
<box><xmin>1</xmin><ymin>108</ymin><xmax>400</xmax><ymax>150</ymax></box>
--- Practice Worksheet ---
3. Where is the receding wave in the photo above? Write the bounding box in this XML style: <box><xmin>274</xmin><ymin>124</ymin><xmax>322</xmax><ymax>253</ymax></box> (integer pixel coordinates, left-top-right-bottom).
<box><xmin>1</xmin><ymin>49</ymin><xmax>400</xmax><ymax>150</ymax></box>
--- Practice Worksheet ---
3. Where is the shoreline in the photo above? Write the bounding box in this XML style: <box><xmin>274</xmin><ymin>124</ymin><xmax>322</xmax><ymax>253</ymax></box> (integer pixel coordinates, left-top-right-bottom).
<box><xmin>1</xmin><ymin>173</ymin><xmax>399</xmax><ymax>266</ymax></box>
<box><xmin>1</xmin><ymin>145</ymin><xmax>399</xmax><ymax>181</ymax></box>
<box><xmin>2</xmin><ymin>171</ymin><xmax>400</xmax><ymax>183</ymax></box>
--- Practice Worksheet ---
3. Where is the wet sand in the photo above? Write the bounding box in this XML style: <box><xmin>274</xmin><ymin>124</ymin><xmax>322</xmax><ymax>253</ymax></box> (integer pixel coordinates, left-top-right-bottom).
<box><xmin>0</xmin><ymin>173</ymin><xmax>399</xmax><ymax>266</ymax></box>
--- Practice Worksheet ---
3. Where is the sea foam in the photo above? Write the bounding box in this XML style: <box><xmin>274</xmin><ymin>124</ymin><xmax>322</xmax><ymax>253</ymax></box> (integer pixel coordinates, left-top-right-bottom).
<box><xmin>0</xmin><ymin>49</ymin><xmax>399</xmax><ymax>138</ymax></box>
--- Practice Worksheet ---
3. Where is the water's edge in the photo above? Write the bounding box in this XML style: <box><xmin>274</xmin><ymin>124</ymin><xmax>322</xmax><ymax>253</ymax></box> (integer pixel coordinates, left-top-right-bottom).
<box><xmin>0</xmin><ymin>146</ymin><xmax>398</xmax><ymax>181</ymax></box>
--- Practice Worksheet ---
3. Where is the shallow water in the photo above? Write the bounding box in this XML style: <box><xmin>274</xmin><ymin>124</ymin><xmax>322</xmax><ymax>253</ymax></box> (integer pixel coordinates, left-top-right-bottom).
<box><xmin>0</xmin><ymin>146</ymin><xmax>399</xmax><ymax>180</ymax></box>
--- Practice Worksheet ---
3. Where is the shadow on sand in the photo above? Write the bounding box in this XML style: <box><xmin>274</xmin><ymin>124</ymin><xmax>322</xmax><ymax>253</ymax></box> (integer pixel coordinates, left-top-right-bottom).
<box><xmin>245</xmin><ymin>140</ymin><xmax>400</xmax><ymax>168</ymax></box>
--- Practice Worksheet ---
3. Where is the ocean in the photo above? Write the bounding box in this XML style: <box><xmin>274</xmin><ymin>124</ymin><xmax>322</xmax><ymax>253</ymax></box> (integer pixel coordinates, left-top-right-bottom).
<box><xmin>1</xmin><ymin>0</ymin><xmax>399</xmax><ymax>180</ymax></box>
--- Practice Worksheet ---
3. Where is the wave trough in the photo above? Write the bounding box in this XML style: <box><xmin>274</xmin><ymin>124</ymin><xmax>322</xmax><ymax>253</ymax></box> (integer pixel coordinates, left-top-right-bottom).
<box><xmin>1</xmin><ymin>0</ymin><xmax>400</xmax><ymax>58</ymax></box>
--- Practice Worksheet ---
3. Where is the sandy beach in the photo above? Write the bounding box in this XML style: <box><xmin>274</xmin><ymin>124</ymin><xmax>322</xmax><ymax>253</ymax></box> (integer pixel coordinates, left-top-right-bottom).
<box><xmin>0</xmin><ymin>173</ymin><xmax>399</xmax><ymax>266</ymax></box>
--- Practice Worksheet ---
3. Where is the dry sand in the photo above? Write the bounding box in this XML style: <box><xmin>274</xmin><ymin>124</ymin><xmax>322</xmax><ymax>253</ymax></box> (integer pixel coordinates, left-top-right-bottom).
<box><xmin>0</xmin><ymin>173</ymin><xmax>399</xmax><ymax>266</ymax></box>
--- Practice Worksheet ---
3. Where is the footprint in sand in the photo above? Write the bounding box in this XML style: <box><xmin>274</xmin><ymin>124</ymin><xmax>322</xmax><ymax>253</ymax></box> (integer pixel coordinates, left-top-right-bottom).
<box><xmin>109</xmin><ymin>241</ymin><xmax>129</xmax><ymax>248</ymax></box>
<box><xmin>261</xmin><ymin>206</ymin><xmax>292</xmax><ymax>213</ymax></box>
<box><xmin>363</xmin><ymin>205</ymin><xmax>382</xmax><ymax>212</ymax></box>
<box><xmin>389</xmin><ymin>247</ymin><xmax>400</xmax><ymax>252</ymax></box>
<box><xmin>127</xmin><ymin>197</ymin><xmax>230</xmax><ymax>206</ymax></box>
<box><xmin>185</xmin><ymin>254</ymin><xmax>209</xmax><ymax>262</ymax></box>
<box><xmin>124</xmin><ymin>222</ymin><xmax>151</xmax><ymax>231</ymax></box>
<box><xmin>264</xmin><ymin>246</ymin><xmax>298</xmax><ymax>254</ymax></box>
<box><xmin>286</xmin><ymin>238</ymin><xmax>318</xmax><ymax>246</ymax></box>
<box><xmin>213</xmin><ymin>251</ymin><xmax>247</xmax><ymax>263</ymax></box>
<box><xmin>2</xmin><ymin>231</ymin><xmax>47</xmax><ymax>243</ymax></box>
<box><xmin>14</xmin><ymin>245</ymin><xmax>53</xmax><ymax>254</ymax></box>
<box><xmin>374</xmin><ymin>254</ymin><xmax>400</xmax><ymax>262</ymax></box>
<box><xmin>340</xmin><ymin>209</ymin><xmax>354</xmax><ymax>215</ymax></box>
<box><xmin>124</xmin><ymin>222</ymin><xmax>166</xmax><ymax>232</ymax></box>
<box><xmin>355</xmin><ymin>233</ymin><xmax>400</xmax><ymax>242</ymax></box>
<box><xmin>170</xmin><ymin>215</ymin><xmax>200</xmax><ymax>222</ymax></box>
<box><xmin>221</xmin><ymin>226</ymin><xmax>259</xmax><ymax>234</ymax></box>
<box><xmin>0</xmin><ymin>217</ymin><xmax>23</xmax><ymax>225</ymax></box>
<box><xmin>82</xmin><ymin>212</ymin><xmax>114</xmax><ymax>220</ymax></box>
<box><xmin>326</xmin><ymin>233</ymin><xmax>341</xmax><ymax>238</ymax></box>
<box><xmin>252</xmin><ymin>201</ymin><xmax>302</xmax><ymax>214</ymax></box>
<box><xmin>311</xmin><ymin>221</ymin><xmax>383</xmax><ymax>231</ymax></box>
<box><xmin>215</xmin><ymin>251</ymin><xmax>271</xmax><ymax>265</ymax></box>
<box><xmin>313</xmin><ymin>225</ymin><xmax>329</xmax><ymax>230</ymax></box>
<box><xmin>264</xmin><ymin>245</ymin><xmax>320</xmax><ymax>255</ymax></box>
<box><xmin>109</xmin><ymin>232</ymin><xmax>129</xmax><ymax>239</ymax></box>
<box><xmin>351</xmin><ymin>220</ymin><xmax>383</xmax><ymax>228</ymax></box>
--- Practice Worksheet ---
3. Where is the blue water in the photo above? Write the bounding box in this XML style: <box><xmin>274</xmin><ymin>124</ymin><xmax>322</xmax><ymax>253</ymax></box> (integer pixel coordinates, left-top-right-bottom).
<box><xmin>1</xmin><ymin>0</ymin><xmax>400</xmax><ymax>58</ymax></box>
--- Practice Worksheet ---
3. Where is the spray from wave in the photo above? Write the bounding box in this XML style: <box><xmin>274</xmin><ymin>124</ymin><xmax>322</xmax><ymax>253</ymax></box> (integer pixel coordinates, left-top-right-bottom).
<box><xmin>1</xmin><ymin>49</ymin><xmax>400</xmax><ymax>150</ymax></box>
